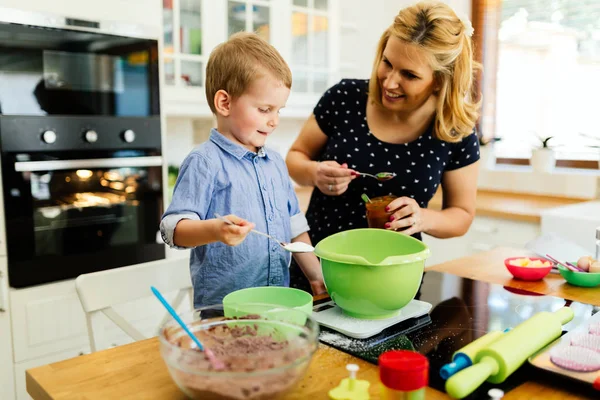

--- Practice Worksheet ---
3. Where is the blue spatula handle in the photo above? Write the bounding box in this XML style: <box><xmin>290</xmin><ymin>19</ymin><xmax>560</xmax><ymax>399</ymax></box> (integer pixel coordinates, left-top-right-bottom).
<box><xmin>151</xmin><ymin>286</ymin><xmax>204</xmax><ymax>351</ymax></box>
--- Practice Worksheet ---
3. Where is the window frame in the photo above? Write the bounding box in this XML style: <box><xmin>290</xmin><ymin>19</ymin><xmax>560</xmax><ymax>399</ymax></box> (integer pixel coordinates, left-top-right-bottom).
<box><xmin>472</xmin><ymin>0</ymin><xmax>599</xmax><ymax>170</ymax></box>
<box><xmin>163</xmin><ymin>0</ymin><xmax>205</xmax><ymax>88</ymax></box>
<box><xmin>227</xmin><ymin>0</ymin><xmax>273</xmax><ymax>41</ymax></box>
<box><xmin>290</xmin><ymin>0</ymin><xmax>332</xmax><ymax>93</ymax></box>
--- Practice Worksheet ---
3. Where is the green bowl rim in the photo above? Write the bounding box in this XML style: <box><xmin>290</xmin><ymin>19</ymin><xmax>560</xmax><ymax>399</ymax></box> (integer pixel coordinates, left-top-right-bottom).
<box><xmin>557</xmin><ymin>264</ymin><xmax>600</xmax><ymax>276</ymax></box>
<box><xmin>314</xmin><ymin>228</ymin><xmax>430</xmax><ymax>266</ymax></box>
<box><xmin>222</xmin><ymin>286</ymin><xmax>313</xmax><ymax>308</ymax></box>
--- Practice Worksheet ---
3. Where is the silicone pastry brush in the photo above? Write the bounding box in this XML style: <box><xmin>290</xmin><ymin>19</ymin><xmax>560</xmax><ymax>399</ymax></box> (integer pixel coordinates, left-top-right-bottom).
<box><xmin>445</xmin><ymin>307</ymin><xmax>574</xmax><ymax>399</ymax></box>
<box><xmin>151</xmin><ymin>286</ymin><xmax>225</xmax><ymax>370</ymax></box>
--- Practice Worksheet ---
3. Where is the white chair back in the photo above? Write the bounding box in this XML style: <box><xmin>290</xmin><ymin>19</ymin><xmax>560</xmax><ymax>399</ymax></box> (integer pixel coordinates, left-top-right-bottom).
<box><xmin>75</xmin><ymin>257</ymin><xmax>192</xmax><ymax>352</ymax></box>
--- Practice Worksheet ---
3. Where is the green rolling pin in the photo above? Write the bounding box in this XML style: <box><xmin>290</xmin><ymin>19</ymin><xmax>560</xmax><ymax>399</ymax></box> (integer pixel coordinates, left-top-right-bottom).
<box><xmin>439</xmin><ymin>330</ymin><xmax>505</xmax><ymax>380</ymax></box>
<box><xmin>445</xmin><ymin>307</ymin><xmax>574</xmax><ymax>399</ymax></box>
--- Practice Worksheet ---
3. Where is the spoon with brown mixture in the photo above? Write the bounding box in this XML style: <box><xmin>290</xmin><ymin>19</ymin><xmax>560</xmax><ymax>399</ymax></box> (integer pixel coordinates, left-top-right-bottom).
<box><xmin>354</xmin><ymin>171</ymin><xmax>396</xmax><ymax>181</ymax></box>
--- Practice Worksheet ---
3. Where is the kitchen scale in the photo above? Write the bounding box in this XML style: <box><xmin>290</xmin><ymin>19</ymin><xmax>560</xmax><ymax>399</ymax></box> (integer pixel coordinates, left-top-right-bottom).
<box><xmin>313</xmin><ymin>299</ymin><xmax>432</xmax><ymax>339</ymax></box>
<box><xmin>313</xmin><ymin>299</ymin><xmax>433</xmax><ymax>363</ymax></box>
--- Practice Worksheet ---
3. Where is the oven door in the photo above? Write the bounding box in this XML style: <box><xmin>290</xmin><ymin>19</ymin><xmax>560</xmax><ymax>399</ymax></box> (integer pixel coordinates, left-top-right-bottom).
<box><xmin>2</xmin><ymin>152</ymin><xmax>165</xmax><ymax>287</ymax></box>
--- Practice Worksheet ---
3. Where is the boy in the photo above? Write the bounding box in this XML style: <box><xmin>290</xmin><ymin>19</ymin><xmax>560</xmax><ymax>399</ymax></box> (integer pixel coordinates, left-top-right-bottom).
<box><xmin>160</xmin><ymin>32</ymin><xmax>325</xmax><ymax>307</ymax></box>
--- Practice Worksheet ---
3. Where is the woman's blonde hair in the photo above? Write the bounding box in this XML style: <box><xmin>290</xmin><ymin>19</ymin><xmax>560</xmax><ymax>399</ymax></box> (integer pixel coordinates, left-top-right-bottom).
<box><xmin>368</xmin><ymin>1</ymin><xmax>481</xmax><ymax>142</ymax></box>
<box><xmin>205</xmin><ymin>32</ymin><xmax>292</xmax><ymax>114</ymax></box>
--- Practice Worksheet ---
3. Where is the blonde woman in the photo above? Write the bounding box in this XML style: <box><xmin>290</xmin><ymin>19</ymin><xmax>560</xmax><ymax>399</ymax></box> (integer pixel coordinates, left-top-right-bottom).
<box><xmin>286</xmin><ymin>1</ymin><xmax>481</xmax><ymax>291</ymax></box>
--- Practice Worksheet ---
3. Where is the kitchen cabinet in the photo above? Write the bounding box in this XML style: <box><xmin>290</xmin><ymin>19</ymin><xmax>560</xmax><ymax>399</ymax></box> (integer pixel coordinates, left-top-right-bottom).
<box><xmin>9</xmin><ymin>278</ymin><xmax>192</xmax><ymax>400</ymax></box>
<box><xmin>423</xmin><ymin>216</ymin><xmax>540</xmax><ymax>266</ymax></box>
<box><xmin>0</xmin><ymin>257</ymin><xmax>16</xmax><ymax>400</ymax></box>
<box><xmin>541</xmin><ymin>201</ymin><xmax>600</xmax><ymax>255</ymax></box>
<box><xmin>161</xmin><ymin>0</ymin><xmax>341</xmax><ymax>118</ymax></box>
<box><xmin>9</xmin><ymin>280</ymin><xmax>90</xmax><ymax>364</ymax></box>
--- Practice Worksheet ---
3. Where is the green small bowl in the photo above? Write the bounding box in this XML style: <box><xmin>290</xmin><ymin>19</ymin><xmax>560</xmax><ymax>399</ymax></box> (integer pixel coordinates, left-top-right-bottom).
<box><xmin>222</xmin><ymin>287</ymin><xmax>313</xmax><ymax>325</ymax></box>
<box><xmin>314</xmin><ymin>228</ymin><xmax>430</xmax><ymax>319</ymax></box>
<box><xmin>557</xmin><ymin>264</ymin><xmax>600</xmax><ymax>287</ymax></box>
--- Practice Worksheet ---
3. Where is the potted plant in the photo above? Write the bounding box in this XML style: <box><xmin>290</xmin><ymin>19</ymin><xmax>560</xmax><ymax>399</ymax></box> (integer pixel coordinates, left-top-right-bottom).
<box><xmin>530</xmin><ymin>136</ymin><xmax>555</xmax><ymax>173</ymax></box>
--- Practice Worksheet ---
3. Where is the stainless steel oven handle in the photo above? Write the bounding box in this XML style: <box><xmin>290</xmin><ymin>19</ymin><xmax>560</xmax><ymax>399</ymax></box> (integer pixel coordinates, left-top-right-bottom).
<box><xmin>0</xmin><ymin>270</ymin><xmax>7</xmax><ymax>313</ymax></box>
<box><xmin>14</xmin><ymin>156</ymin><xmax>163</xmax><ymax>172</ymax></box>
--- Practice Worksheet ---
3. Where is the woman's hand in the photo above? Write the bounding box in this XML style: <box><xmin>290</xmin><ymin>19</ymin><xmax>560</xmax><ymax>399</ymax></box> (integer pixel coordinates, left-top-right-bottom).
<box><xmin>314</xmin><ymin>161</ymin><xmax>355</xmax><ymax>196</ymax></box>
<box><xmin>384</xmin><ymin>197</ymin><xmax>428</xmax><ymax>236</ymax></box>
<box><xmin>216</xmin><ymin>214</ymin><xmax>255</xmax><ymax>246</ymax></box>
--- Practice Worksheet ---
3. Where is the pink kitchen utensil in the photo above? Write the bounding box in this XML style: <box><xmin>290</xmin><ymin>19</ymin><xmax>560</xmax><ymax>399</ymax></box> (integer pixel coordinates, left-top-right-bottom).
<box><xmin>545</xmin><ymin>254</ymin><xmax>585</xmax><ymax>272</ymax></box>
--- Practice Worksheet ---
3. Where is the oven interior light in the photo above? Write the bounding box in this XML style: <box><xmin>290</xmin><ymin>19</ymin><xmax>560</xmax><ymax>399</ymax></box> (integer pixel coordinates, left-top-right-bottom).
<box><xmin>110</xmin><ymin>182</ymin><xmax>125</xmax><ymax>191</ymax></box>
<box><xmin>76</xmin><ymin>169</ymin><xmax>93</xmax><ymax>180</ymax></box>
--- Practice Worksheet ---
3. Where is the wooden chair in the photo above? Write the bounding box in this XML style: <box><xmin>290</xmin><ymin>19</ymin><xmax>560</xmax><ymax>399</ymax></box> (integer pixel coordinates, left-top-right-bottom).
<box><xmin>75</xmin><ymin>257</ymin><xmax>192</xmax><ymax>352</ymax></box>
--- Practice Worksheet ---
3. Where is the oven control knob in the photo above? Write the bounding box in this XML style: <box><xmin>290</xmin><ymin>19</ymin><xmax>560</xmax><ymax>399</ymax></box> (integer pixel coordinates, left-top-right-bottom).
<box><xmin>84</xmin><ymin>130</ymin><xmax>98</xmax><ymax>143</ymax></box>
<box><xmin>122</xmin><ymin>129</ymin><xmax>136</xmax><ymax>143</ymax></box>
<box><xmin>41</xmin><ymin>130</ymin><xmax>57</xmax><ymax>144</ymax></box>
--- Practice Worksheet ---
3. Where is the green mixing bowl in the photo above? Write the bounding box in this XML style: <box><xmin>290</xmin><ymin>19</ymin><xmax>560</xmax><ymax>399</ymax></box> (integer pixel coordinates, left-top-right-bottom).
<box><xmin>314</xmin><ymin>228</ymin><xmax>430</xmax><ymax>319</ymax></box>
<box><xmin>558</xmin><ymin>264</ymin><xmax>600</xmax><ymax>287</ymax></box>
<box><xmin>222</xmin><ymin>286</ymin><xmax>313</xmax><ymax>325</ymax></box>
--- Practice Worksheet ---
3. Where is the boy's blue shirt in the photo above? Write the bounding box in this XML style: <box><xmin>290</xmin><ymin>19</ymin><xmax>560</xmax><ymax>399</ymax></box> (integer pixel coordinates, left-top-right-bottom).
<box><xmin>160</xmin><ymin>129</ymin><xmax>309</xmax><ymax>307</ymax></box>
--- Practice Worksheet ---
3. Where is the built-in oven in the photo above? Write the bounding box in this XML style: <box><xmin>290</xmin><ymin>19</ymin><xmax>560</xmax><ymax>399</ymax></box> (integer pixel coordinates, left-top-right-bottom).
<box><xmin>0</xmin><ymin>9</ymin><xmax>165</xmax><ymax>287</ymax></box>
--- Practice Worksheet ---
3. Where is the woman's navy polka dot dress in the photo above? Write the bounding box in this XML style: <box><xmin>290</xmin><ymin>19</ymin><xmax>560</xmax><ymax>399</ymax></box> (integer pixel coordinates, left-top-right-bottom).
<box><xmin>305</xmin><ymin>79</ymin><xmax>480</xmax><ymax>245</ymax></box>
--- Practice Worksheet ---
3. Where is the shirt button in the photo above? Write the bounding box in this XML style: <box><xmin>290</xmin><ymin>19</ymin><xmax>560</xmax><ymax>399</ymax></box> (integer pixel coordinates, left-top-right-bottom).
<box><xmin>262</xmin><ymin>184</ymin><xmax>267</xmax><ymax>190</ymax></box>
<box><xmin>270</xmin><ymin>277</ymin><xmax>277</xmax><ymax>284</ymax></box>
<box><xmin>268</xmin><ymin>214</ymin><xmax>274</xmax><ymax>221</ymax></box>
<box><xmin>272</xmin><ymin>245</ymin><xmax>278</xmax><ymax>252</ymax></box>
<box><xmin>253</xmin><ymin>158</ymin><xmax>258</xmax><ymax>164</ymax></box>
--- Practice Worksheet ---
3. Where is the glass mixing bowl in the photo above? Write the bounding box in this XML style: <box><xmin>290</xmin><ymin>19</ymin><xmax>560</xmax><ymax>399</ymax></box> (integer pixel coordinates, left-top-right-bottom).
<box><xmin>158</xmin><ymin>303</ymin><xmax>319</xmax><ymax>400</ymax></box>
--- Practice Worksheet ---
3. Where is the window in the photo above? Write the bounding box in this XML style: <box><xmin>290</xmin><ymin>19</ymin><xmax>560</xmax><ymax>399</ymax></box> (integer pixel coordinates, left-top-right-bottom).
<box><xmin>227</xmin><ymin>0</ymin><xmax>271</xmax><ymax>43</ymax></box>
<box><xmin>291</xmin><ymin>0</ymin><xmax>330</xmax><ymax>93</ymax></box>
<box><xmin>476</xmin><ymin>0</ymin><xmax>600</xmax><ymax>168</ymax></box>
<box><xmin>163</xmin><ymin>0</ymin><xmax>204</xmax><ymax>87</ymax></box>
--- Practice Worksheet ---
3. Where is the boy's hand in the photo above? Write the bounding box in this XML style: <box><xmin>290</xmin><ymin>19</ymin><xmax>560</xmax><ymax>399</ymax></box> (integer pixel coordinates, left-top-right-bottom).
<box><xmin>309</xmin><ymin>279</ymin><xmax>327</xmax><ymax>296</ymax></box>
<box><xmin>217</xmin><ymin>214</ymin><xmax>255</xmax><ymax>246</ymax></box>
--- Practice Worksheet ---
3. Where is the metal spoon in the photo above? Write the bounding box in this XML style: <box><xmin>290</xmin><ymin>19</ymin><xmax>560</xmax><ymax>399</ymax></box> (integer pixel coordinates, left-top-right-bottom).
<box><xmin>355</xmin><ymin>171</ymin><xmax>396</xmax><ymax>181</ymax></box>
<box><xmin>214</xmin><ymin>214</ymin><xmax>314</xmax><ymax>253</ymax></box>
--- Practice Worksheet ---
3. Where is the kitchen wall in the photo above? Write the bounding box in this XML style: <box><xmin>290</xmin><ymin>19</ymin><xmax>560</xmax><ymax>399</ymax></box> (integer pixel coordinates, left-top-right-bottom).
<box><xmin>0</xmin><ymin>0</ymin><xmax>161</xmax><ymax>28</ymax></box>
<box><xmin>164</xmin><ymin>0</ymin><xmax>472</xmax><ymax>170</ymax></box>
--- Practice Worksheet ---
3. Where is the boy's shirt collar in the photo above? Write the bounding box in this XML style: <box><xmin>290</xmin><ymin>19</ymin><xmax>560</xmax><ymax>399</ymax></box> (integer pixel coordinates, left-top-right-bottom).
<box><xmin>209</xmin><ymin>128</ymin><xmax>269</xmax><ymax>160</ymax></box>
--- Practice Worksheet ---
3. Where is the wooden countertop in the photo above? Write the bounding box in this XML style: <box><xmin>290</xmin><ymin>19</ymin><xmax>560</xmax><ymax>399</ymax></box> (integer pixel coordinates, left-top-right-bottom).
<box><xmin>295</xmin><ymin>186</ymin><xmax>588</xmax><ymax>223</ymax></box>
<box><xmin>426</xmin><ymin>246</ymin><xmax>600</xmax><ymax>306</ymax></box>
<box><xmin>26</xmin><ymin>247</ymin><xmax>599</xmax><ymax>400</ymax></box>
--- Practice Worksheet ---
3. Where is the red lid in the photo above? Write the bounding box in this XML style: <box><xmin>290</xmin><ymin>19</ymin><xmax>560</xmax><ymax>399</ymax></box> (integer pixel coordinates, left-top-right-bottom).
<box><xmin>378</xmin><ymin>350</ymin><xmax>429</xmax><ymax>392</ymax></box>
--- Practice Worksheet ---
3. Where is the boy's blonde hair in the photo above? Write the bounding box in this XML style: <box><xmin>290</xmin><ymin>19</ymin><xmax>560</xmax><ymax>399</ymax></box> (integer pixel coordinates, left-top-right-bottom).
<box><xmin>369</xmin><ymin>1</ymin><xmax>481</xmax><ymax>142</ymax></box>
<box><xmin>205</xmin><ymin>32</ymin><xmax>292</xmax><ymax>114</ymax></box>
